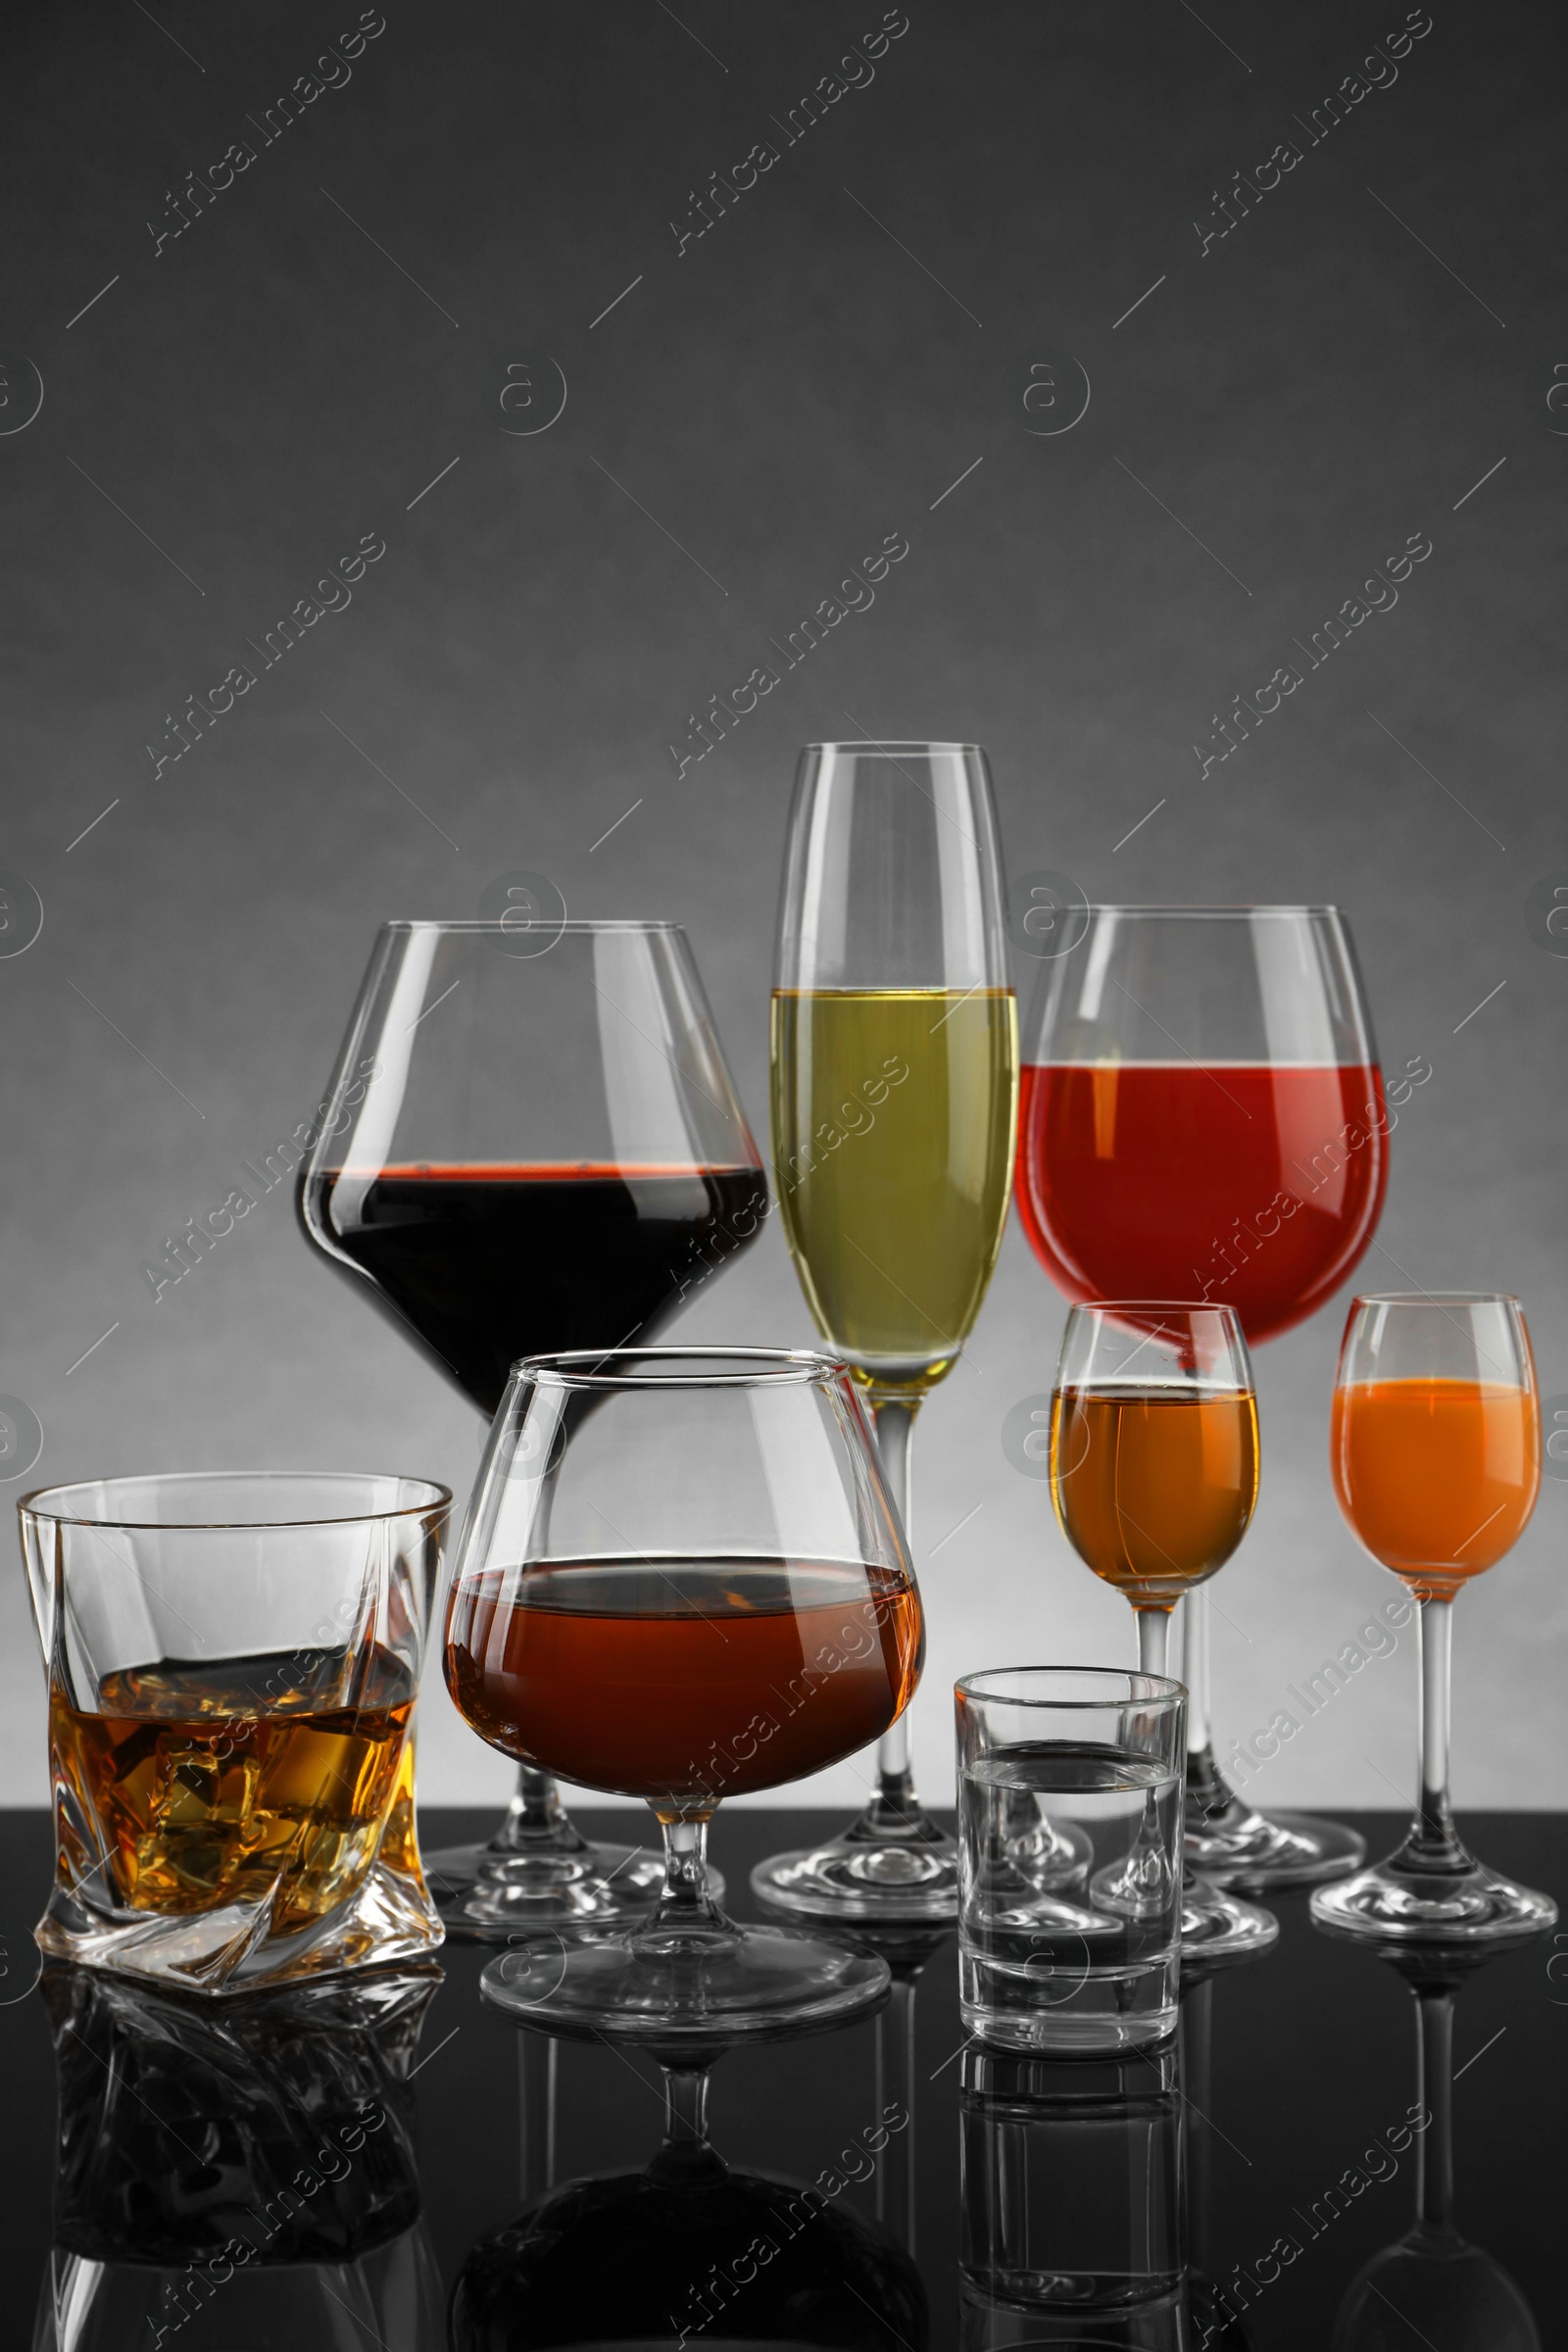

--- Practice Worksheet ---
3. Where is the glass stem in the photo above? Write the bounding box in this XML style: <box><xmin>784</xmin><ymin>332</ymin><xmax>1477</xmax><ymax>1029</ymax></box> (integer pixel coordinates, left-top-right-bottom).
<box><xmin>482</xmin><ymin>1477</ymin><xmax>588</xmax><ymax>1856</ymax></box>
<box><xmin>646</xmin><ymin>2060</ymin><xmax>724</xmax><ymax>2185</ymax></box>
<box><xmin>871</xmin><ymin>1396</ymin><xmax>919</xmax><ymax>1811</ymax></box>
<box><xmin>1137</xmin><ymin>1606</ymin><xmax>1183</xmax><ymax>1903</ymax></box>
<box><xmin>1181</xmin><ymin>1592</ymin><xmax>1210</xmax><ymax>1753</ymax></box>
<box><xmin>1401</xmin><ymin>1597</ymin><xmax>1470</xmax><ymax>1873</ymax></box>
<box><xmin>487</xmin><ymin>1764</ymin><xmax>590</xmax><ymax>1855</ymax></box>
<box><xmin>1413</xmin><ymin>1985</ymin><xmax>1458</xmax><ymax>2242</ymax></box>
<box><xmin>1178</xmin><ymin>1588</ymin><xmax>1241</xmax><ymax>1830</ymax></box>
<box><xmin>517</xmin><ymin>2031</ymin><xmax>557</xmax><ymax>2203</ymax></box>
<box><xmin>1420</xmin><ymin>1598</ymin><xmax>1452</xmax><ymax>1844</ymax></box>
<box><xmin>874</xmin><ymin>1977</ymin><xmax>918</xmax><ymax>2251</ymax></box>
<box><xmin>664</xmin><ymin>2061</ymin><xmax>711</xmax><ymax>2152</ymax></box>
<box><xmin>649</xmin><ymin>1812</ymin><xmax>725</xmax><ymax>1932</ymax></box>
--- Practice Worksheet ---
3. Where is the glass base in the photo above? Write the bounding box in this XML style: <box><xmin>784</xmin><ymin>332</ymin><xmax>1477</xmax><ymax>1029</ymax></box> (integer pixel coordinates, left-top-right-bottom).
<box><xmin>960</xmin><ymin>2280</ymin><xmax>1187</xmax><ymax>2345</ymax></box>
<box><xmin>751</xmin><ymin>1834</ymin><xmax>957</xmax><ymax>1922</ymax></box>
<box><xmin>999</xmin><ymin>1814</ymin><xmax>1095</xmax><ymax>1892</ymax></box>
<box><xmin>751</xmin><ymin>1796</ymin><xmax>958</xmax><ymax>1923</ymax></box>
<box><xmin>958</xmin><ymin>1984</ymin><xmax>1178</xmax><ymax>2055</ymax></box>
<box><xmin>33</xmin><ymin>1856</ymin><xmax>443</xmax><ymax>1996</ymax></box>
<box><xmin>478</xmin><ymin>1917</ymin><xmax>891</xmax><ymax>2045</ymax></box>
<box><xmin>1335</xmin><ymin>2232</ymin><xmax>1541</xmax><ymax>2349</ymax></box>
<box><xmin>1186</xmin><ymin>2270</ymin><xmax>1256</xmax><ymax>2347</ymax></box>
<box><xmin>39</xmin><ymin>2236</ymin><xmax>444</xmax><ymax>2348</ymax></box>
<box><xmin>1180</xmin><ymin>1878</ymin><xmax>1279</xmax><ymax>1971</ymax></box>
<box><xmin>425</xmin><ymin>1837</ymin><xmax>713</xmax><ymax>1940</ymax></box>
<box><xmin>1185</xmin><ymin>1797</ymin><xmax>1366</xmax><ymax>1890</ymax></box>
<box><xmin>1310</xmin><ymin>1854</ymin><xmax>1558</xmax><ymax>1943</ymax></box>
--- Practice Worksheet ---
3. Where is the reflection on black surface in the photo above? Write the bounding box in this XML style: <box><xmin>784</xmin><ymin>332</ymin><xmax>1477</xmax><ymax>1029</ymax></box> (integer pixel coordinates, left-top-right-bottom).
<box><xmin>1179</xmin><ymin>1981</ymin><xmax>1253</xmax><ymax>2350</ymax></box>
<box><xmin>516</xmin><ymin>2029</ymin><xmax>559</xmax><ymax>2205</ymax></box>
<box><xmin>843</xmin><ymin>1921</ymin><xmax>954</xmax><ymax>2256</ymax></box>
<box><xmin>37</xmin><ymin>1962</ymin><xmax>443</xmax><ymax>2350</ymax></box>
<box><xmin>451</xmin><ymin>2047</ymin><xmax>928</xmax><ymax>2350</ymax></box>
<box><xmin>959</xmin><ymin>2043</ymin><xmax>1185</xmax><ymax>2348</ymax></box>
<box><xmin>1326</xmin><ymin>1940</ymin><xmax>1541</xmax><ymax>2352</ymax></box>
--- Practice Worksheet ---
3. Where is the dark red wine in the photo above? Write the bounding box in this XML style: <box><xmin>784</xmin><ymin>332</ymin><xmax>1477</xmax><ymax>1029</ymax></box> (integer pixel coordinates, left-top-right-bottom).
<box><xmin>298</xmin><ymin>1161</ymin><xmax>768</xmax><ymax>1413</ymax></box>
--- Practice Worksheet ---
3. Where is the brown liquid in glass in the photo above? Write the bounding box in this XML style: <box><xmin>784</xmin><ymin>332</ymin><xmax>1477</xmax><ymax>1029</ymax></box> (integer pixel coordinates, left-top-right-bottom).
<box><xmin>446</xmin><ymin>1558</ymin><xmax>922</xmax><ymax>1807</ymax></box>
<box><xmin>51</xmin><ymin>1645</ymin><xmax>418</xmax><ymax>1932</ymax></box>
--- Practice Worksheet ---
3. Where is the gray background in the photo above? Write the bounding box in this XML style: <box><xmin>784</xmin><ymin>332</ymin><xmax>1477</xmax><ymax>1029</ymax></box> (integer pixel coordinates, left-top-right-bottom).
<box><xmin>2</xmin><ymin>0</ymin><xmax>1563</xmax><ymax>1813</ymax></box>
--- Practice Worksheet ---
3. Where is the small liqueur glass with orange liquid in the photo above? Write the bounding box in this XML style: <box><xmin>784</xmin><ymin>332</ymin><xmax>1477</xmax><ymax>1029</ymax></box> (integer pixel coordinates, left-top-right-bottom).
<box><xmin>1312</xmin><ymin>1293</ymin><xmax>1557</xmax><ymax>1942</ymax></box>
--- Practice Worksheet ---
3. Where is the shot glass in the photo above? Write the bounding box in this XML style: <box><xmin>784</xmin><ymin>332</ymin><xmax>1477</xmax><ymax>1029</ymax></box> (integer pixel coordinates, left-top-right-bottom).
<box><xmin>20</xmin><ymin>1472</ymin><xmax>450</xmax><ymax>1994</ymax></box>
<box><xmin>956</xmin><ymin>1667</ymin><xmax>1186</xmax><ymax>2052</ymax></box>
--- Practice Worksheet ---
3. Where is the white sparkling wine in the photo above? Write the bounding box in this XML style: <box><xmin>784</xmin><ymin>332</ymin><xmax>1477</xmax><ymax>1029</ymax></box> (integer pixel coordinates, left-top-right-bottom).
<box><xmin>771</xmin><ymin>987</ymin><xmax>1018</xmax><ymax>1396</ymax></box>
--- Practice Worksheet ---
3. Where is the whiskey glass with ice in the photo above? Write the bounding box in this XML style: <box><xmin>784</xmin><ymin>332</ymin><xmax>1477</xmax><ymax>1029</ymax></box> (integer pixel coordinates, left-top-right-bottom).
<box><xmin>19</xmin><ymin>1471</ymin><xmax>449</xmax><ymax>1993</ymax></box>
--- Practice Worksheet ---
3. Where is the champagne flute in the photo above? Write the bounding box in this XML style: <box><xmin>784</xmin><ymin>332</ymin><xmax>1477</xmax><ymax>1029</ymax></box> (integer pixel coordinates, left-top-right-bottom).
<box><xmin>298</xmin><ymin>918</ymin><xmax>767</xmax><ymax>1936</ymax></box>
<box><xmin>753</xmin><ymin>743</ymin><xmax>1017</xmax><ymax>1922</ymax></box>
<box><xmin>1049</xmin><ymin>1301</ymin><xmax>1279</xmax><ymax>1960</ymax></box>
<box><xmin>1311</xmin><ymin>1294</ymin><xmax>1556</xmax><ymax>1941</ymax></box>
<box><xmin>1018</xmin><ymin>904</ymin><xmax>1386</xmax><ymax>1889</ymax></box>
<box><xmin>447</xmin><ymin>1347</ymin><xmax>923</xmax><ymax>2038</ymax></box>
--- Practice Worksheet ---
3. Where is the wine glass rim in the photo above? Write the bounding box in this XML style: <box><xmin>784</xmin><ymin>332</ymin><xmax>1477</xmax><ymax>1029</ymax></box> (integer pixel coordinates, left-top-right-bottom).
<box><xmin>1067</xmin><ymin>1298</ymin><xmax>1245</xmax><ymax>1315</ymax></box>
<box><xmin>1076</xmin><ymin>903</ymin><xmax>1344</xmax><ymax>918</ymax></box>
<box><xmin>17</xmin><ymin>1470</ymin><xmax>453</xmax><ymax>1531</ymax></box>
<box><xmin>956</xmin><ymin>1665</ymin><xmax>1185</xmax><ymax>1707</ymax></box>
<box><xmin>801</xmin><ymin>740</ymin><xmax>984</xmax><ymax>756</ymax></box>
<box><xmin>511</xmin><ymin>1345</ymin><xmax>853</xmax><ymax>1391</ymax></box>
<box><xmin>1350</xmin><ymin>1291</ymin><xmax>1523</xmax><ymax>1307</ymax></box>
<box><xmin>375</xmin><ymin>918</ymin><xmax>685</xmax><ymax>935</ymax></box>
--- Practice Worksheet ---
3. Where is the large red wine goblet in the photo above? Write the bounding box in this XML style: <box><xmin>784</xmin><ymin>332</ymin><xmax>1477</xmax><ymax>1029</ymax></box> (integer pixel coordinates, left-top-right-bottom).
<box><xmin>1017</xmin><ymin>905</ymin><xmax>1388</xmax><ymax>1891</ymax></box>
<box><xmin>298</xmin><ymin>918</ymin><xmax>767</xmax><ymax>1936</ymax></box>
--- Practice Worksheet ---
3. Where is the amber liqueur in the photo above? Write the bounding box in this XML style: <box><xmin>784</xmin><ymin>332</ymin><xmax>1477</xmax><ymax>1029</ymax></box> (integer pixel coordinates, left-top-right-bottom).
<box><xmin>51</xmin><ymin>1643</ymin><xmax>417</xmax><ymax>1933</ymax></box>
<box><xmin>446</xmin><ymin>1557</ymin><xmax>922</xmax><ymax>1806</ymax></box>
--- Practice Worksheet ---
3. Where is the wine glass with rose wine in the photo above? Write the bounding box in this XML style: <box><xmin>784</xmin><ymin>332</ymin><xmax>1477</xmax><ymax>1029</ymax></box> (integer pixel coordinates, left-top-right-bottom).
<box><xmin>298</xmin><ymin>918</ymin><xmax>767</xmax><ymax>1936</ymax></box>
<box><xmin>1017</xmin><ymin>905</ymin><xmax>1387</xmax><ymax>1890</ymax></box>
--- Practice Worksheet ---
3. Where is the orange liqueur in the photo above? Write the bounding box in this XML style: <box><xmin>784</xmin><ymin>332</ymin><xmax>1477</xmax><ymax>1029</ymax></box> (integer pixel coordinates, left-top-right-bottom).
<box><xmin>1050</xmin><ymin>1386</ymin><xmax>1260</xmax><ymax>1608</ymax></box>
<box><xmin>1332</xmin><ymin>1377</ymin><xmax>1540</xmax><ymax>1599</ymax></box>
